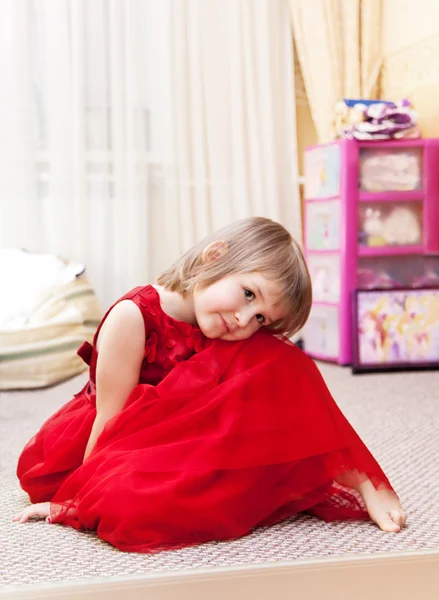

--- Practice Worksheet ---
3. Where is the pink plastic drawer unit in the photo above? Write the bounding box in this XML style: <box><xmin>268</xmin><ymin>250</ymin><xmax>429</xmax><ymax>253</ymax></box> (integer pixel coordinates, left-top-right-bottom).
<box><xmin>303</xmin><ymin>138</ymin><xmax>439</xmax><ymax>365</ymax></box>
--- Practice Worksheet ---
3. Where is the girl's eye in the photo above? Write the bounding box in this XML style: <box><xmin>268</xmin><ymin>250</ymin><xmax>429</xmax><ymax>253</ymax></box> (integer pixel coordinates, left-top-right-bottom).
<box><xmin>256</xmin><ymin>314</ymin><xmax>265</xmax><ymax>324</ymax></box>
<box><xmin>244</xmin><ymin>288</ymin><xmax>255</xmax><ymax>301</ymax></box>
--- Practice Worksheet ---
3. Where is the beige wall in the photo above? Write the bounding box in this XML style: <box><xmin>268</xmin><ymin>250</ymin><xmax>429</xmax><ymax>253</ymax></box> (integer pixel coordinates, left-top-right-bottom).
<box><xmin>382</xmin><ymin>0</ymin><xmax>439</xmax><ymax>55</ymax></box>
<box><xmin>381</xmin><ymin>0</ymin><xmax>439</xmax><ymax>136</ymax></box>
<box><xmin>294</xmin><ymin>52</ymin><xmax>317</xmax><ymax>177</ymax></box>
<box><xmin>294</xmin><ymin>50</ymin><xmax>316</xmax><ymax>230</ymax></box>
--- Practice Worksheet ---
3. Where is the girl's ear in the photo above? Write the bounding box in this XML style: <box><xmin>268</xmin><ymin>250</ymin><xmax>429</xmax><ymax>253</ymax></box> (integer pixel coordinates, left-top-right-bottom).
<box><xmin>201</xmin><ymin>240</ymin><xmax>228</xmax><ymax>264</ymax></box>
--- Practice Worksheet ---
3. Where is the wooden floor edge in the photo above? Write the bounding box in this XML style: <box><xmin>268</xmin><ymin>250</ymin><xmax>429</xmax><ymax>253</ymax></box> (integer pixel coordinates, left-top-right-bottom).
<box><xmin>2</xmin><ymin>549</ymin><xmax>439</xmax><ymax>600</ymax></box>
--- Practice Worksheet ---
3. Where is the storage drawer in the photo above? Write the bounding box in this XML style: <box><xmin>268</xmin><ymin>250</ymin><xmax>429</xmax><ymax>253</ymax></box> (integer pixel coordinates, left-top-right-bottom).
<box><xmin>304</xmin><ymin>144</ymin><xmax>340</xmax><ymax>198</ymax></box>
<box><xmin>303</xmin><ymin>304</ymin><xmax>339</xmax><ymax>359</ymax></box>
<box><xmin>306</xmin><ymin>199</ymin><xmax>340</xmax><ymax>251</ymax></box>
<box><xmin>359</xmin><ymin>147</ymin><xmax>422</xmax><ymax>192</ymax></box>
<box><xmin>358</xmin><ymin>202</ymin><xmax>423</xmax><ymax>248</ymax></box>
<box><xmin>307</xmin><ymin>254</ymin><xmax>340</xmax><ymax>303</ymax></box>
<box><xmin>357</xmin><ymin>255</ymin><xmax>439</xmax><ymax>289</ymax></box>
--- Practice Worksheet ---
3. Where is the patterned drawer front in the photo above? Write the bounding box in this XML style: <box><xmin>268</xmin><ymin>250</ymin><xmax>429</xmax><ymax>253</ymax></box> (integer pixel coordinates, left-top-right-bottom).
<box><xmin>304</xmin><ymin>144</ymin><xmax>340</xmax><ymax>198</ymax></box>
<box><xmin>359</xmin><ymin>147</ymin><xmax>422</xmax><ymax>192</ymax></box>
<box><xmin>307</xmin><ymin>254</ymin><xmax>340</xmax><ymax>303</ymax></box>
<box><xmin>306</xmin><ymin>199</ymin><xmax>340</xmax><ymax>251</ymax></box>
<box><xmin>304</xmin><ymin>304</ymin><xmax>339</xmax><ymax>359</ymax></box>
<box><xmin>357</xmin><ymin>256</ymin><xmax>439</xmax><ymax>289</ymax></box>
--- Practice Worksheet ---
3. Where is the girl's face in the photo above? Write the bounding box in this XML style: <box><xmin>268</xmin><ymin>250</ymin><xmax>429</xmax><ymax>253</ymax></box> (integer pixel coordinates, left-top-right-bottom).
<box><xmin>193</xmin><ymin>272</ymin><xmax>285</xmax><ymax>341</ymax></box>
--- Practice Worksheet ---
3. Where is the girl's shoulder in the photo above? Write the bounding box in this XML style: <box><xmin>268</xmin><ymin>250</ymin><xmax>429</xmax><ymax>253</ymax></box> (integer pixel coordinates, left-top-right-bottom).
<box><xmin>113</xmin><ymin>285</ymin><xmax>166</xmax><ymax>331</ymax></box>
<box><xmin>90</xmin><ymin>286</ymin><xmax>162</xmax><ymax>349</ymax></box>
<box><xmin>116</xmin><ymin>285</ymin><xmax>205</xmax><ymax>348</ymax></box>
<box><xmin>119</xmin><ymin>285</ymin><xmax>161</xmax><ymax>312</ymax></box>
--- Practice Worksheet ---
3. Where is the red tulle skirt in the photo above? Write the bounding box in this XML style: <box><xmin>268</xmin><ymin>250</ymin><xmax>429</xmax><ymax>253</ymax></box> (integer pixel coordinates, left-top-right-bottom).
<box><xmin>17</xmin><ymin>331</ymin><xmax>393</xmax><ymax>553</ymax></box>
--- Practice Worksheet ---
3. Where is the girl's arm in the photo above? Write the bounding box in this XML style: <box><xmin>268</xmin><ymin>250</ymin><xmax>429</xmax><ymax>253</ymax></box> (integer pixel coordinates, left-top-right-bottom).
<box><xmin>83</xmin><ymin>300</ymin><xmax>146</xmax><ymax>461</ymax></box>
<box><xmin>13</xmin><ymin>301</ymin><xmax>146</xmax><ymax>523</ymax></box>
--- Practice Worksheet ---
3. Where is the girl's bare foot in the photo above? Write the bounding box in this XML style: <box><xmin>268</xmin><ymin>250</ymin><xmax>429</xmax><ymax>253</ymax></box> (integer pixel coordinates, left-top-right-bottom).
<box><xmin>356</xmin><ymin>479</ymin><xmax>407</xmax><ymax>532</ymax></box>
<box><xmin>12</xmin><ymin>502</ymin><xmax>52</xmax><ymax>524</ymax></box>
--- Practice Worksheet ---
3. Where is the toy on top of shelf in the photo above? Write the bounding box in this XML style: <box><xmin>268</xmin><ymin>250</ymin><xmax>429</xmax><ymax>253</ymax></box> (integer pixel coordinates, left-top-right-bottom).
<box><xmin>354</xmin><ymin>101</ymin><xmax>420</xmax><ymax>140</ymax></box>
<box><xmin>333</xmin><ymin>102</ymin><xmax>365</xmax><ymax>137</ymax></box>
<box><xmin>334</xmin><ymin>98</ymin><xmax>420</xmax><ymax>141</ymax></box>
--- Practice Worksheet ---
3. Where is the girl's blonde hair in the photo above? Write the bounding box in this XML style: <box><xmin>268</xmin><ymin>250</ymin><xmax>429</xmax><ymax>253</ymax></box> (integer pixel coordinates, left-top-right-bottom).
<box><xmin>157</xmin><ymin>217</ymin><xmax>312</xmax><ymax>338</ymax></box>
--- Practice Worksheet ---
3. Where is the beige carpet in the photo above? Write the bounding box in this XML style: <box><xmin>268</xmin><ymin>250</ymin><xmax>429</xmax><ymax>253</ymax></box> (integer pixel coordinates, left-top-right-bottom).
<box><xmin>1</xmin><ymin>362</ymin><xmax>438</xmax><ymax>589</ymax></box>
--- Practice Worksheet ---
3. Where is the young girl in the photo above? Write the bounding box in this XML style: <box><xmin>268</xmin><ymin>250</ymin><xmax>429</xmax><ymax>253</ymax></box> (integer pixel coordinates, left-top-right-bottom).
<box><xmin>13</xmin><ymin>217</ymin><xmax>406</xmax><ymax>552</ymax></box>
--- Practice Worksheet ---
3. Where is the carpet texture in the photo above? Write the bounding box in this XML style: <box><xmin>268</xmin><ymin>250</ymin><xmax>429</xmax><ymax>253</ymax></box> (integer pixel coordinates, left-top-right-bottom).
<box><xmin>1</xmin><ymin>363</ymin><xmax>438</xmax><ymax>589</ymax></box>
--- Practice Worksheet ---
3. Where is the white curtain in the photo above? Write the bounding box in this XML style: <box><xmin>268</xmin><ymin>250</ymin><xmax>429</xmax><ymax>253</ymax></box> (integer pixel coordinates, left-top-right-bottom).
<box><xmin>0</xmin><ymin>0</ymin><xmax>300</xmax><ymax>310</ymax></box>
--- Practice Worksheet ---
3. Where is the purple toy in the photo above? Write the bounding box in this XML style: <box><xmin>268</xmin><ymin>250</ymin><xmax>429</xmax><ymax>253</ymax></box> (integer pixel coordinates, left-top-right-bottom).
<box><xmin>336</xmin><ymin>99</ymin><xmax>420</xmax><ymax>141</ymax></box>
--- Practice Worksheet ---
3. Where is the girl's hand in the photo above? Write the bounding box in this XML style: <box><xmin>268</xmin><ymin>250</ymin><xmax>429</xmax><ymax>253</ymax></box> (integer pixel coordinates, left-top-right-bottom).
<box><xmin>12</xmin><ymin>502</ymin><xmax>51</xmax><ymax>523</ymax></box>
<box><xmin>365</xmin><ymin>489</ymin><xmax>407</xmax><ymax>533</ymax></box>
<box><xmin>355</xmin><ymin>479</ymin><xmax>407</xmax><ymax>533</ymax></box>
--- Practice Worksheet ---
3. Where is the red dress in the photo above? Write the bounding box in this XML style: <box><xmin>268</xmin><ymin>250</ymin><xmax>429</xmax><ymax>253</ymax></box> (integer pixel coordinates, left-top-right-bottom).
<box><xmin>17</xmin><ymin>285</ymin><xmax>394</xmax><ymax>553</ymax></box>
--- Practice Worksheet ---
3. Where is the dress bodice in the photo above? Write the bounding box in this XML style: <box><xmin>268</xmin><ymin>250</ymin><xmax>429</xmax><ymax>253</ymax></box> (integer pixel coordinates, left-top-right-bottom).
<box><xmin>77</xmin><ymin>285</ymin><xmax>207</xmax><ymax>385</ymax></box>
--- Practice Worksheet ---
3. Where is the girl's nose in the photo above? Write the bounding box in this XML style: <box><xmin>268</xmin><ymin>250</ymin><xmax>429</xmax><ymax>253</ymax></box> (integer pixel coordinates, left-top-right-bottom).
<box><xmin>234</xmin><ymin>308</ymin><xmax>254</xmax><ymax>328</ymax></box>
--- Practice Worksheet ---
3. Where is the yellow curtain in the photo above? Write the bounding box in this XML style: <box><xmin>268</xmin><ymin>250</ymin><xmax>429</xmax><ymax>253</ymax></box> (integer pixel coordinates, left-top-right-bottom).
<box><xmin>290</xmin><ymin>0</ymin><xmax>382</xmax><ymax>143</ymax></box>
